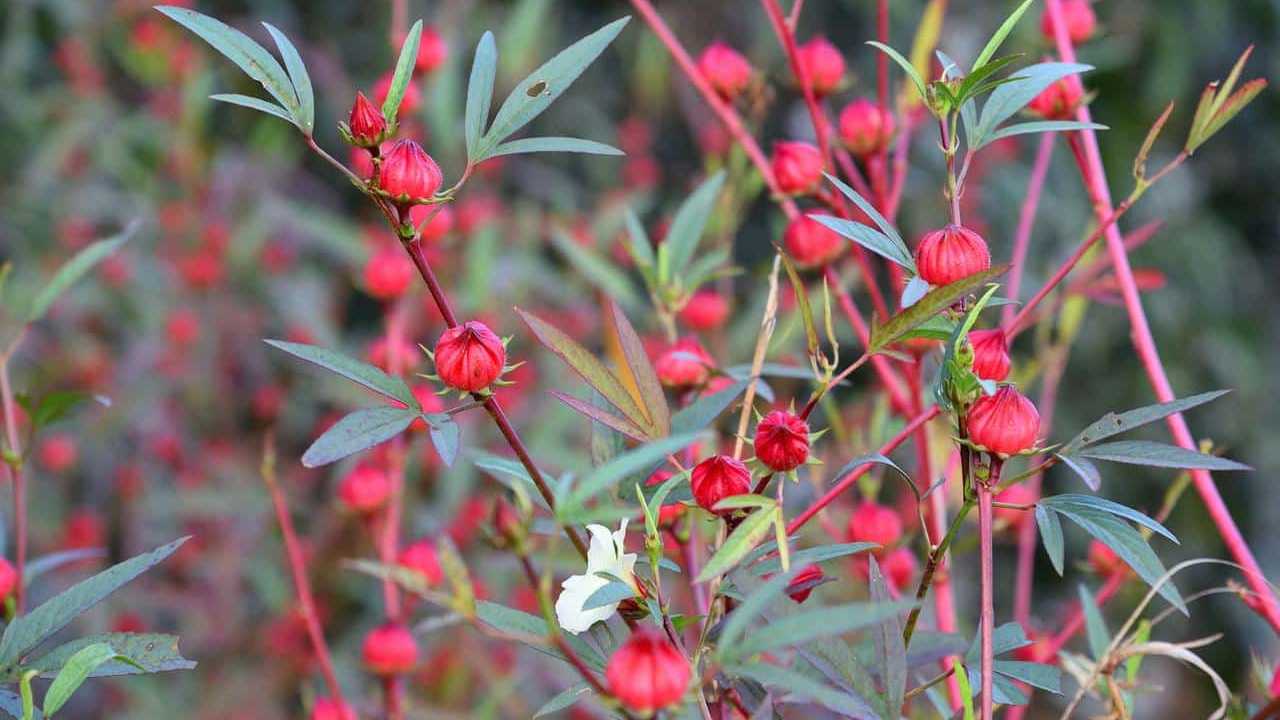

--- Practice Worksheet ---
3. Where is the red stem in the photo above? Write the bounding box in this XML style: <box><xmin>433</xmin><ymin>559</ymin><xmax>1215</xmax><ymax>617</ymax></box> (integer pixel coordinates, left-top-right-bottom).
<box><xmin>0</xmin><ymin>357</ymin><xmax>27</xmax><ymax>612</ymax></box>
<box><xmin>978</xmin><ymin>459</ymin><xmax>1001</xmax><ymax>720</ymax></box>
<box><xmin>1002</xmin><ymin>133</ymin><xmax>1055</xmax><ymax>327</ymax></box>
<box><xmin>1045</xmin><ymin>0</ymin><xmax>1280</xmax><ymax>633</ymax></box>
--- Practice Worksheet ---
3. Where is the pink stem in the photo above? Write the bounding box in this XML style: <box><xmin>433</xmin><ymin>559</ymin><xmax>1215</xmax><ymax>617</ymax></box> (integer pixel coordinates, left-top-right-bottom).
<box><xmin>1002</xmin><ymin>133</ymin><xmax>1055</xmax><ymax>326</ymax></box>
<box><xmin>978</xmin><ymin>474</ymin><xmax>996</xmax><ymax>720</ymax></box>
<box><xmin>1045</xmin><ymin>0</ymin><xmax>1280</xmax><ymax>633</ymax></box>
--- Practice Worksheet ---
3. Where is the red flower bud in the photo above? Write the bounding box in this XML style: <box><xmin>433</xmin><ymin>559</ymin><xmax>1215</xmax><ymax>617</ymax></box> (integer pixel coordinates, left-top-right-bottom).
<box><xmin>310</xmin><ymin>698</ymin><xmax>357</xmax><ymax>720</ymax></box>
<box><xmin>678</xmin><ymin>290</ymin><xmax>730</xmax><ymax>331</ymax></box>
<box><xmin>0</xmin><ymin>558</ymin><xmax>16</xmax><ymax>599</ymax></box>
<box><xmin>914</xmin><ymin>224</ymin><xmax>991</xmax><ymax>286</ymax></box>
<box><xmin>697</xmin><ymin>42</ymin><xmax>753</xmax><ymax>102</ymax></box>
<box><xmin>754</xmin><ymin>410</ymin><xmax>810</xmax><ymax>472</ymax></box>
<box><xmin>784</xmin><ymin>214</ymin><xmax>846</xmax><ymax>268</ymax></box>
<box><xmin>1088</xmin><ymin>539</ymin><xmax>1128</xmax><ymax>578</ymax></box>
<box><xmin>786</xmin><ymin>564</ymin><xmax>826</xmax><ymax>603</ymax></box>
<box><xmin>1028</xmin><ymin>77</ymin><xmax>1083</xmax><ymax>120</ymax></box>
<box><xmin>969</xmin><ymin>329</ymin><xmax>1011</xmax><ymax>381</ymax></box>
<box><xmin>966</xmin><ymin>386</ymin><xmax>1040</xmax><ymax>456</ymax></box>
<box><xmin>414</xmin><ymin>26</ymin><xmax>448</xmax><ymax>75</ymax></box>
<box><xmin>373</xmin><ymin>71</ymin><xmax>421</xmax><ymax>117</ymax></box>
<box><xmin>337</xmin><ymin>465</ymin><xmax>391</xmax><ymax>514</ymax></box>
<box><xmin>796</xmin><ymin>36</ymin><xmax>845</xmax><ymax>97</ymax></box>
<box><xmin>398</xmin><ymin>539</ymin><xmax>443</xmax><ymax>586</ymax></box>
<box><xmin>771</xmin><ymin>140</ymin><xmax>824</xmax><ymax>196</ymax></box>
<box><xmin>347</xmin><ymin>91</ymin><xmax>386</xmax><ymax>146</ymax></box>
<box><xmin>994</xmin><ymin>483</ymin><xmax>1038</xmax><ymax>533</ymax></box>
<box><xmin>690</xmin><ymin>455</ymin><xmax>752</xmax><ymax>515</ymax></box>
<box><xmin>838</xmin><ymin>98</ymin><xmax>895</xmax><ymax>157</ymax></box>
<box><xmin>655</xmin><ymin>337</ymin><xmax>715</xmax><ymax>389</ymax></box>
<box><xmin>362</xmin><ymin>245</ymin><xmax>415</xmax><ymax>300</ymax></box>
<box><xmin>361</xmin><ymin>623</ymin><xmax>419</xmax><ymax>675</ymax></box>
<box><xmin>1040</xmin><ymin>0</ymin><xmax>1097</xmax><ymax>45</ymax></box>
<box><xmin>881</xmin><ymin>547</ymin><xmax>919</xmax><ymax>593</ymax></box>
<box><xmin>432</xmin><ymin>321</ymin><xmax>505</xmax><ymax>392</ymax></box>
<box><xmin>605</xmin><ymin>627</ymin><xmax>691</xmax><ymax>714</ymax></box>
<box><xmin>379</xmin><ymin>139</ymin><xmax>444</xmax><ymax>203</ymax></box>
<box><xmin>848</xmin><ymin>501</ymin><xmax>903</xmax><ymax>553</ymax></box>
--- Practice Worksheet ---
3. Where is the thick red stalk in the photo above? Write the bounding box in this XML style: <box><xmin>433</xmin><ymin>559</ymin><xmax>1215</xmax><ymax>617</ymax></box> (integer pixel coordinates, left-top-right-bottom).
<box><xmin>977</xmin><ymin>475</ymin><xmax>995</xmax><ymax>720</ymax></box>
<box><xmin>1045</xmin><ymin>0</ymin><xmax>1280</xmax><ymax>632</ymax></box>
<box><xmin>1002</xmin><ymin>133</ymin><xmax>1055</xmax><ymax>326</ymax></box>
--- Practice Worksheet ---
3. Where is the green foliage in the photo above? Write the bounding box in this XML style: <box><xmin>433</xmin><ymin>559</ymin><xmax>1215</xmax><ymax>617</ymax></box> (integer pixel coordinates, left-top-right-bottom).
<box><xmin>265</xmin><ymin>339</ymin><xmax>417</xmax><ymax>407</ymax></box>
<box><xmin>382</xmin><ymin>21</ymin><xmax>422</xmax><ymax>125</ymax></box>
<box><xmin>23</xmin><ymin>224</ymin><xmax>135</xmax><ymax>325</ymax></box>
<box><xmin>301</xmin><ymin>406</ymin><xmax>421</xmax><ymax>468</ymax></box>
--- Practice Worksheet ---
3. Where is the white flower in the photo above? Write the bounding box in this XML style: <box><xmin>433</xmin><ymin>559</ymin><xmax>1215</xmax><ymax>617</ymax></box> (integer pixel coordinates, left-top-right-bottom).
<box><xmin>554</xmin><ymin>519</ymin><xmax>637</xmax><ymax>635</ymax></box>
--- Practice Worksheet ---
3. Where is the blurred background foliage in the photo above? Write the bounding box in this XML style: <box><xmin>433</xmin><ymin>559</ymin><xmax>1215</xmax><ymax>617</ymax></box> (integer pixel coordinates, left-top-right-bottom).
<box><xmin>1</xmin><ymin>0</ymin><xmax>1278</xmax><ymax>717</ymax></box>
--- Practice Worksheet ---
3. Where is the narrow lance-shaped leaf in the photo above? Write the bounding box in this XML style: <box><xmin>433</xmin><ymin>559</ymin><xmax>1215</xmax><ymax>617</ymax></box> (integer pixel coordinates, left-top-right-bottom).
<box><xmin>870</xmin><ymin>267</ymin><xmax>1008</xmax><ymax>353</ymax></box>
<box><xmin>302</xmin><ymin>406</ymin><xmax>420</xmax><ymax>468</ymax></box>
<box><xmin>1062</xmin><ymin>389</ymin><xmax>1233</xmax><ymax>453</ymax></box>
<box><xmin>464</xmin><ymin>31</ymin><xmax>498</xmax><ymax>159</ymax></box>
<box><xmin>427</xmin><ymin>414</ymin><xmax>460</xmax><ymax>467</ymax></box>
<box><xmin>43</xmin><ymin>644</ymin><xmax>131</xmax><ymax>716</ymax></box>
<box><xmin>973</xmin><ymin>62</ymin><xmax>1092</xmax><ymax>143</ymax></box>
<box><xmin>970</xmin><ymin>0</ymin><xmax>1034</xmax><ymax>72</ymax></box>
<box><xmin>660</xmin><ymin>171</ymin><xmax>725</xmax><ymax>284</ymax></box>
<box><xmin>1035</xmin><ymin>504</ymin><xmax>1065</xmax><ymax>575</ymax></box>
<box><xmin>28</xmin><ymin>223</ymin><xmax>136</xmax><ymax>322</ymax></box>
<box><xmin>606</xmin><ymin>300</ymin><xmax>670</xmax><ymax>435</ymax></box>
<box><xmin>488</xmin><ymin>137</ymin><xmax>624</xmax><ymax>157</ymax></box>
<box><xmin>868</xmin><ymin>558</ymin><xmax>907</xmax><ymax>715</ymax></box>
<box><xmin>980</xmin><ymin>120</ymin><xmax>1107</xmax><ymax>147</ymax></box>
<box><xmin>264</xmin><ymin>339</ymin><xmax>416</xmax><ymax>406</ymax></box>
<box><xmin>1077</xmin><ymin>440</ymin><xmax>1250</xmax><ymax>472</ymax></box>
<box><xmin>810</xmin><ymin>215</ymin><xmax>914</xmax><ymax>271</ymax></box>
<box><xmin>548</xmin><ymin>231</ymin><xmax>642</xmax><ymax>310</ymax></box>
<box><xmin>261</xmin><ymin>22</ymin><xmax>313</xmax><ymax>133</ymax></box>
<box><xmin>25</xmin><ymin>633</ymin><xmax>194</xmax><ymax>680</ymax></box>
<box><xmin>1077</xmin><ymin>584</ymin><xmax>1111</xmax><ymax>661</ymax></box>
<box><xmin>823</xmin><ymin>173</ymin><xmax>914</xmax><ymax>273</ymax></box>
<box><xmin>382</xmin><ymin>19</ymin><xmax>422</xmax><ymax>123</ymax></box>
<box><xmin>209</xmin><ymin>93</ymin><xmax>295</xmax><ymax>124</ymax></box>
<box><xmin>866</xmin><ymin>41</ymin><xmax>926</xmax><ymax>101</ymax></box>
<box><xmin>563</xmin><ymin>433</ymin><xmax>698</xmax><ymax>509</ymax></box>
<box><xmin>697</xmin><ymin>507</ymin><xmax>780</xmax><ymax>583</ymax></box>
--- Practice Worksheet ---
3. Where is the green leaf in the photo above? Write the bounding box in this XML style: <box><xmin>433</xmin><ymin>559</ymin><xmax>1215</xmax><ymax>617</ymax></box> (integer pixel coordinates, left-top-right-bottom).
<box><xmin>1039</xmin><ymin>494</ymin><xmax>1176</xmax><ymax>543</ymax></box>
<box><xmin>809</xmin><ymin>215</ymin><xmax>914</xmax><ymax>271</ymax></box>
<box><xmin>548</xmin><ymin>231</ymin><xmax>641</xmax><ymax>309</ymax></box>
<box><xmin>994</xmin><ymin>660</ymin><xmax>1061</xmax><ymax>694</ymax></box>
<box><xmin>1056</xmin><ymin>453</ymin><xmax>1101</xmax><ymax>491</ymax></box>
<box><xmin>28</xmin><ymin>391</ymin><xmax>98</xmax><ymax>432</ymax></box>
<box><xmin>382</xmin><ymin>19</ymin><xmax>422</xmax><ymax>123</ymax></box>
<box><xmin>25</xmin><ymin>633</ymin><xmax>193</xmax><ymax>681</ymax></box>
<box><xmin>155</xmin><ymin>6</ymin><xmax>300</xmax><ymax>124</ymax></box>
<box><xmin>261</xmin><ymin>22</ymin><xmax>313</xmax><ymax>133</ymax></box>
<box><xmin>209</xmin><ymin>93</ymin><xmax>295</xmax><ymax>123</ymax></box>
<box><xmin>489</xmin><ymin>136</ymin><xmax>624</xmax><ymax>157</ymax></box>
<box><xmin>1062</xmin><ymin>390</ymin><xmax>1232</xmax><ymax>453</ymax></box>
<box><xmin>27</xmin><ymin>225</ymin><xmax>135</xmax><ymax>323</ymax></box>
<box><xmin>866</xmin><ymin>41</ymin><xmax>926</xmax><ymax>101</ymax></box>
<box><xmin>563</xmin><ymin>433</ymin><xmax>697</xmax><ymax>511</ymax></box>
<box><xmin>954</xmin><ymin>53</ymin><xmax>1024</xmax><ymax>103</ymax></box>
<box><xmin>660</xmin><ymin>172</ymin><xmax>725</xmax><ymax>285</ymax></box>
<box><xmin>0</xmin><ymin>691</ymin><xmax>30</xmax><ymax>720</ymax></box>
<box><xmin>1077</xmin><ymin>584</ymin><xmax>1110</xmax><ymax>661</ymax></box>
<box><xmin>533</xmin><ymin>683</ymin><xmax>592</xmax><ymax>718</ymax></box>
<box><xmin>464</xmin><ymin>31</ymin><xmax>498</xmax><ymax>160</ymax></box>
<box><xmin>1048</xmin><ymin>507</ymin><xmax>1184</xmax><ymax>611</ymax></box>
<box><xmin>713</xmin><ymin>494</ymin><xmax>776</xmax><ymax>512</ymax></box>
<box><xmin>697</xmin><ymin>507</ymin><xmax>779</xmax><ymax>583</ymax></box>
<box><xmin>264</xmin><ymin>339</ymin><xmax>416</xmax><ymax>406</ymax></box>
<box><xmin>607</xmin><ymin>300</ymin><xmax>670</xmax><ymax>437</ymax></box>
<box><xmin>552</xmin><ymin>391</ymin><xmax>648</xmax><ymax>441</ymax></box>
<box><xmin>823</xmin><ymin>174</ymin><xmax>914</xmax><ymax>273</ymax></box>
<box><xmin>582</xmin><ymin>580</ymin><xmax>635</xmax><ymax>610</ymax></box>
<box><xmin>1035</xmin><ymin>504</ymin><xmax>1065</xmax><ymax>575</ymax></box>
<box><xmin>479</xmin><ymin>16</ymin><xmax>630</xmax><ymax>157</ymax></box>
<box><xmin>622</xmin><ymin>209</ymin><xmax>655</xmax><ymax>271</ymax></box>
<box><xmin>719</xmin><ymin>570</ymin><xmax>798</xmax><ymax>651</ymax></box>
<box><xmin>751</xmin><ymin>542</ymin><xmax>878</xmax><ymax>576</ymax></box>
<box><xmin>868</xmin><ymin>557</ymin><xmax>907</xmax><ymax>714</ymax></box>
<box><xmin>515</xmin><ymin>308</ymin><xmax>648</xmax><ymax>432</ymax></box>
<box><xmin>970</xmin><ymin>0</ymin><xmax>1034</xmax><ymax>72</ymax></box>
<box><xmin>0</xmin><ymin>538</ymin><xmax>188</xmax><ymax>665</ymax></box>
<box><xmin>22</xmin><ymin>549</ymin><xmax>105</xmax><ymax>585</ymax></box>
<box><xmin>732</xmin><ymin>662</ymin><xmax>875</xmax><ymax>717</ymax></box>
<box><xmin>980</xmin><ymin>120</ymin><xmax>1107</xmax><ymax>147</ymax></box>
<box><xmin>427</xmin><ymin>414</ymin><xmax>460</xmax><ymax>467</ymax></box>
<box><xmin>973</xmin><ymin>62</ymin><xmax>1092</xmax><ymax>144</ymax></box>
<box><xmin>671</xmin><ymin>378</ymin><xmax>749</xmax><ymax>435</ymax></box>
<box><xmin>301</xmin><ymin>406</ymin><xmax>419</xmax><ymax>468</ymax></box>
<box><xmin>475</xmin><ymin>601</ymin><xmax>605</xmax><ymax>669</ymax></box>
<box><xmin>830</xmin><ymin>453</ymin><xmax>908</xmax><ymax>486</ymax></box>
<box><xmin>42</xmin><ymin>643</ymin><xmax>122</xmax><ymax>716</ymax></box>
<box><xmin>870</xmin><ymin>266</ymin><xmax>1008</xmax><ymax>353</ymax></box>
<box><xmin>735</xmin><ymin>600</ymin><xmax>915</xmax><ymax>659</ymax></box>
<box><xmin>1077</xmin><ymin>440</ymin><xmax>1250</xmax><ymax>472</ymax></box>
<box><xmin>955</xmin><ymin>664</ymin><xmax>976</xmax><ymax>720</ymax></box>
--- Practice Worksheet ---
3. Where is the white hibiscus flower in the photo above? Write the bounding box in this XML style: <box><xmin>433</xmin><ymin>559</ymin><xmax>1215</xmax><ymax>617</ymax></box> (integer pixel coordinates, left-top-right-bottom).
<box><xmin>554</xmin><ymin>519</ymin><xmax>638</xmax><ymax>635</ymax></box>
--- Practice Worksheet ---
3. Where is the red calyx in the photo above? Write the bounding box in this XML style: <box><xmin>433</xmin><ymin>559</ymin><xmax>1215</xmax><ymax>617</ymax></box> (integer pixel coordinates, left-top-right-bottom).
<box><xmin>347</xmin><ymin>91</ymin><xmax>386</xmax><ymax>146</ymax></box>
<box><xmin>969</xmin><ymin>329</ymin><xmax>1011</xmax><ymax>382</ymax></box>
<box><xmin>914</xmin><ymin>224</ymin><xmax>991</xmax><ymax>286</ymax></box>
<box><xmin>786</xmin><ymin>564</ymin><xmax>826</xmax><ymax>603</ymax></box>
<box><xmin>678</xmin><ymin>290</ymin><xmax>731</xmax><ymax>331</ymax></box>
<box><xmin>1040</xmin><ymin>0</ymin><xmax>1097</xmax><ymax>45</ymax></box>
<box><xmin>379</xmin><ymin>139</ymin><xmax>444</xmax><ymax>203</ymax></box>
<box><xmin>754</xmin><ymin>410</ymin><xmax>810</xmax><ymax>472</ymax></box>
<box><xmin>690</xmin><ymin>455</ymin><xmax>752</xmax><ymax>515</ymax></box>
<box><xmin>398</xmin><ymin>539</ymin><xmax>443</xmax><ymax>586</ymax></box>
<box><xmin>771</xmin><ymin>140</ymin><xmax>824</xmax><ymax>196</ymax></box>
<box><xmin>784</xmin><ymin>214</ymin><xmax>846</xmax><ymax>268</ymax></box>
<box><xmin>434</xmin><ymin>320</ymin><xmax>506</xmax><ymax>393</ymax></box>
<box><xmin>655</xmin><ymin>337</ymin><xmax>715</xmax><ymax>389</ymax></box>
<box><xmin>838</xmin><ymin>98</ymin><xmax>895</xmax><ymax>157</ymax></box>
<box><xmin>337</xmin><ymin>465</ymin><xmax>392</xmax><ymax>514</ymax></box>
<box><xmin>796</xmin><ymin>36</ymin><xmax>845</xmax><ymax>97</ymax></box>
<box><xmin>847</xmin><ymin>501</ymin><xmax>904</xmax><ymax>553</ymax></box>
<box><xmin>362</xmin><ymin>244</ymin><xmax>415</xmax><ymax>300</ymax></box>
<box><xmin>605</xmin><ymin>627</ymin><xmax>692</xmax><ymax>714</ymax></box>
<box><xmin>361</xmin><ymin>623</ymin><xmax>419</xmax><ymax>676</ymax></box>
<box><xmin>697</xmin><ymin>42</ymin><xmax>753</xmax><ymax>102</ymax></box>
<box><xmin>966</xmin><ymin>385</ymin><xmax>1040</xmax><ymax>456</ymax></box>
<box><xmin>1028</xmin><ymin>77</ymin><xmax>1084</xmax><ymax>120</ymax></box>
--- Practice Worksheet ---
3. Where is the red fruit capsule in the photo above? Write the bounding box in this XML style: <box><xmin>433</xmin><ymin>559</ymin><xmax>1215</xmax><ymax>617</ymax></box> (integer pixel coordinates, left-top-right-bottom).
<box><xmin>968</xmin><ymin>329</ymin><xmax>1011</xmax><ymax>382</ymax></box>
<box><xmin>697</xmin><ymin>42</ymin><xmax>753</xmax><ymax>102</ymax></box>
<box><xmin>786</xmin><ymin>564</ymin><xmax>826</xmax><ymax>604</ymax></box>
<box><xmin>0</xmin><ymin>558</ymin><xmax>16</xmax><ymax>599</ymax></box>
<box><xmin>838</xmin><ymin>98</ymin><xmax>895</xmax><ymax>157</ymax></box>
<box><xmin>337</xmin><ymin>465</ymin><xmax>392</xmax><ymax>514</ymax></box>
<box><xmin>606</xmin><ymin>627</ymin><xmax>691</xmax><ymax>714</ymax></box>
<box><xmin>771</xmin><ymin>140</ymin><xmax>824</xmax><ymax>196</ymax></box>
<box><xmin>1028</xmin><ymin>77</ymin><xmax>1084</xmax><ymax>120</ymax></box>
<box><xmin>434</xmin><ymin>321</ymin><xmax>506</xmax><ymax>392</ymax></box>
<box><xmin>690</xmin><ymin>455</ymin><xmax>752</xmax><ymax>515</ymax></box>
<box><xmin>848</xmin><ymin>501</ymin><xmax>903</xmax><ymax>553</ymax></box>
<box><xmin>655</xmin><ymin>337</ymin><xmax>715</xmax><ymax>389</ymax></box>
<box><xmin>379</xmin><ymin>139</ymin><xmax>444</xmax><ymax>203</ymax></box>
<box><xmin>784</xmin><ymin>214</ymin><xmax>845</xmax><ymax>268</ymax></box>
<box><xmin>914</xmin><ymin>225</ymin><xmax>991</xmax><ymax>286</ymax></box>
<box><xmin>678</xmin><ymin>290</ymin><xmax>730</xmax><ymax>331</ymax></box>
<box><xmin>362</xmin><ymin>245</ymin><xmax>415</xmax><ymax>300</ymax></box>
<box><xmin>362</xmin><ymin>623</ymin><xmax>419</xmax><ymax>675</ymax></box>
<box><xmin>1040</xmin><ymin>0</ymin><xmax>1097</xmax><ymax>45</ymax></box>
<box><xmin>754</xmin><ymin>410</ymin><xmax>810</xmax><ymax>472</ymax></box>
<box><xmin>796</xmin><ymin>36</ymin><xmax>845</xmax><ymax>97</ymax></box>
<box><xmin>310</xmin><ymin>697</ymin><xmax>357</xmax><ymax>720</ymax></box>
<box><xmin>398</xmin><ymin>539</ymin><xmax>443</xmax><ymax>586</ymax></box>
<box><xmin>347</xmin><ymin>91</ymin><xmax>386</xmax><ymax>146</ymax></box>
<box><xmin>967</xmin><ymin>386</ymin><xmax>1040</xmax><ymax>456</ymax></box>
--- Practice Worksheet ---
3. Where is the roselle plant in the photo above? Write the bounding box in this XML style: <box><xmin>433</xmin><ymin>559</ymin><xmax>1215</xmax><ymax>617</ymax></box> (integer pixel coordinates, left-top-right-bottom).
<box><xmin>19</xmin><ymin>0</ymin><xmax>1257</xmax><ymax>718</ymax></box>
